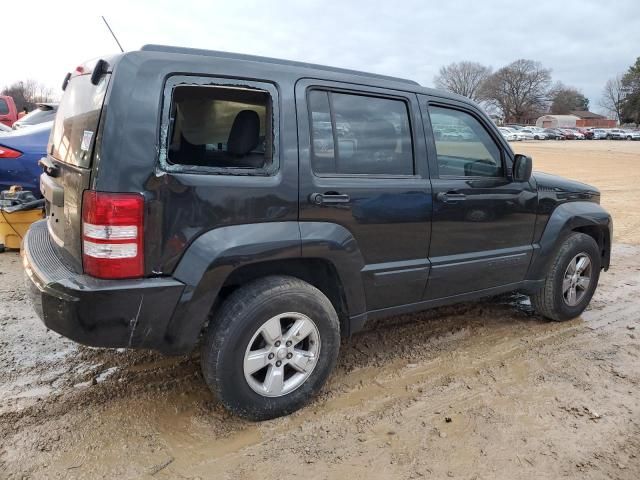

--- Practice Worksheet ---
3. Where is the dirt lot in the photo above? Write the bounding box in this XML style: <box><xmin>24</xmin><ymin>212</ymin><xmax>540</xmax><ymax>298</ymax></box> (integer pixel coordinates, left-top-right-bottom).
<box><xmin>1</xmin><ymin>140</ymin><xmax>639</xmax><ymax>479</ymax></box>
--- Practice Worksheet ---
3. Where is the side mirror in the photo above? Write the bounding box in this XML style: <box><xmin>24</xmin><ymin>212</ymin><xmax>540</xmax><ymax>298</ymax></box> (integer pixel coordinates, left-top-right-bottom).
<box><xmin>513</xmin><ymin>154</ymin><xmax>532</xmax><ymax>182</ymax></box>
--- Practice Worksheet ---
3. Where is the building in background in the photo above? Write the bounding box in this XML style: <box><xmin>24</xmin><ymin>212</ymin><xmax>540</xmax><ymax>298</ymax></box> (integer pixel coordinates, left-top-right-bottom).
<box><xmin>536</xmin><ymin>112</ymin><xmax>616</xmax><ymax>128</ymax></box>
<box><xmin>569</xmin><ymin>111</ymin><xmax>617</xmax><ymax>128</ymax></box>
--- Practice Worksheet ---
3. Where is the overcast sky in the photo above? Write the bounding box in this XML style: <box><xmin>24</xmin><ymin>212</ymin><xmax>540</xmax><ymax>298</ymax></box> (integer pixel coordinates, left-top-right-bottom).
<box><xmin>3</xmin><ymin>0</ymin><xmax>638</xmax><ymax>113</ymax></box>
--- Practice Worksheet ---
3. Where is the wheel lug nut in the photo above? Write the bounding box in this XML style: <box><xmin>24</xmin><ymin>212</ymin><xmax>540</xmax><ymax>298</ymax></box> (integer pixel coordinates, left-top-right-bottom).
<box><xmin>275</xmin><ymin>341</ymin><xmax>281</xmax><ymax>347</ymax></box>
<box><xmin>286</xmin><ymin>341</ymin><xmax>292</xmax><ymax>347</ymax></box>
<box><xmin>286</xmin><ymin>353</ymin><xmax>292</xmax><ymax>359</ymax></box>
<box><xmin>268</xmin><ymin>353</ymin><xmax>274</xmax><ymax>360</ymax></box>
<box><xmin>276</xmin><ymin>360</ymin><xmax>282</xmax><ymax>367</ymax></box>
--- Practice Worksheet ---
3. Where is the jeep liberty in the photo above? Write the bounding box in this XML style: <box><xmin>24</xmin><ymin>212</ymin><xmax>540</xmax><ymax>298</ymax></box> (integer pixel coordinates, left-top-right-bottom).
<box><xmin>23</xmin><ymin>45</ymin><xmax>612</xmax><ymax>420</ymax></box>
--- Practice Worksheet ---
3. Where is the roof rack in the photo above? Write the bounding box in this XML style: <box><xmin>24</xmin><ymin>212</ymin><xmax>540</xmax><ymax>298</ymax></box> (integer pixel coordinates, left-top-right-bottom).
<box><xmin>140</xmin><ymin>44</ymin><xmax>419</xmax><ymax>86</ymax></box>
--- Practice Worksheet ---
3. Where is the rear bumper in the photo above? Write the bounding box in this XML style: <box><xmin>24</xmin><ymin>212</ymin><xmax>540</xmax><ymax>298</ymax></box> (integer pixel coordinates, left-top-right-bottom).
<box><xmin>22</xmin><ymin>220</ymin><xmax>185</xmax><ymax>351</ymax></box>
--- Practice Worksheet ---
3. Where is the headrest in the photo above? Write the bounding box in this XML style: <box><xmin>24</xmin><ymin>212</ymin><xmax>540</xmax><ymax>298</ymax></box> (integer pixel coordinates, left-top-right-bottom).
<box><xmin>227</xmin><ymin>110</ymin><xmax>260</xmax><ymax>156</ymax></box>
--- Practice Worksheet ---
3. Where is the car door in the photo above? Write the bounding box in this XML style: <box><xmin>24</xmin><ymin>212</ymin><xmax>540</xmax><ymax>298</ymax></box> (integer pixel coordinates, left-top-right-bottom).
<box><xmin>420</xmin><ymin>96</ymin><xmax>538</xmax><ymax>300</ymax></box>
<box><xmin>296</xmin><ymin>80</ymin><xmax>432</xmax><ymax>311</ymax></box>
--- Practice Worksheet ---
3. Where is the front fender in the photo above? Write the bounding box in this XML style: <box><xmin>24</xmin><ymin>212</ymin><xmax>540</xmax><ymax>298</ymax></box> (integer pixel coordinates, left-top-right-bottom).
<box><xmin>526</xmin><ymin>201</ymin><xmax>612</xmax><ymax>281</ymax></box>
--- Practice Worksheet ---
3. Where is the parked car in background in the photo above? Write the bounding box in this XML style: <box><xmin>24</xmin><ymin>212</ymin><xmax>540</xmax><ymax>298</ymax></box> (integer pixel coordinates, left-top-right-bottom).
<box><xmin>498</xmin><ymin>127</ymin><xmax>518</xmax><ymax>141</ymax></box>
<box><xmin>559</xmin><ymin>128</ymin><xmax>578</xmax><ymax>140</ymax></box>
<box><xmin>571</xmin><ymin>129</ymin><xmax>585</xmax><ymax>140</ymax></box>
<box><xmin>502</xmin><ymin>127</ymin><xmax>525</xmax><ymax>140</ymax></box>
<box><xmin>591</xmin><ymin>129</ymin><xmax>607</xmax><ymax>140</ymax></box>
<box><xmin>606</xmin><ymin>128</ymin><xmax>626</xmax><ymax>140</ymax></box>
<box><xmin>520</xmin><ymin>128</ymin><xmax>547</xmax><ymax>140</ymax></box>
<box><xmin>623</xmin><ymin>130</ymin><xmax>640</xmax><ymax>140</ymax></box>
<box><xmin>576</xmin><ymin>128</ymin><xmax>593</xmax><ymax>140</ymax></box>
<box><xmin>12</xmin><ymin>103</ymin><xmax>58</xmax><ymax>130</ymax></box>
<box><xmin>543</xmin><ymin>128</ymin><xmax>564</xmax><ymax>140</ymax></box>
<box><xmin>0</xmin><ymin>95</ymin><xmax>18</xmax><ymax>127</ymax></box>
<box><xmin>0</xmin><ymin>121</ymin><xmax>51</xmax><ymax>195</ymax></box>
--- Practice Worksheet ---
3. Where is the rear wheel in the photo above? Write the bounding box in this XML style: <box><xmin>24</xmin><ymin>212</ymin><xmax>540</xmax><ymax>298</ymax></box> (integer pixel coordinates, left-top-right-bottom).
<box><xmin>201</xmin><ymin>275</ymin><xmax>341</xmax><ymax>420</ymax></box>
<box><xmin>531</xmin><ymin>233</ymin><xmax>601</xmax><ymax>321</ymax></box>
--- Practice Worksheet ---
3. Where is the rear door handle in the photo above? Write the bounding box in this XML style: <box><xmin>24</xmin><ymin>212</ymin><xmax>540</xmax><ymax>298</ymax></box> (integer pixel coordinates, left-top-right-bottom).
<box><xmin>436</xmin><ymin>191</ymin><xmax>466</xmax><ymax>203</ymax></box>
<box><xmin>309</xmin><ymin>192</ymin><xmax>351</xmax><ymax>205</ymax></box>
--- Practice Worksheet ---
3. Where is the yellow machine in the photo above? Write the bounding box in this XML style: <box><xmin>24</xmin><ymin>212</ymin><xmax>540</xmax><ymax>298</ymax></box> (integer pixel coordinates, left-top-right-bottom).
<box><xmin>0</xmin><ymin>186</ymin><xmax>44</xmax><ymax>252</ymax></box>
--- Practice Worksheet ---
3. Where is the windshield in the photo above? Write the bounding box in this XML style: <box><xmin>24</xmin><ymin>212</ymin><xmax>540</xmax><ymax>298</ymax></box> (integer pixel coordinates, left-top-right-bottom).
<box><xmin>50</xmin><ymin>73</ymin><xmax>110</xmax><ymax>167</ymax></box>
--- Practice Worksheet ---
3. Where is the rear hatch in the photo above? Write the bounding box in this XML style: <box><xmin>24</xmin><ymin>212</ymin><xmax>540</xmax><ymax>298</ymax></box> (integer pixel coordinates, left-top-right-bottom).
<box><xmin>40</xmin><ymin>62</ymin><xmax>111</xmax><ymax>270</ymax></box>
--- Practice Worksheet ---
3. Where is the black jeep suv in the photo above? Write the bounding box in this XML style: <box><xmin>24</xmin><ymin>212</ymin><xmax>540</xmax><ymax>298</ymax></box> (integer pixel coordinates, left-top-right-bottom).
<box><xmin>23</xmin><ymin>45</ymin><xmax>612</xmax><ymax>420</ymax></box>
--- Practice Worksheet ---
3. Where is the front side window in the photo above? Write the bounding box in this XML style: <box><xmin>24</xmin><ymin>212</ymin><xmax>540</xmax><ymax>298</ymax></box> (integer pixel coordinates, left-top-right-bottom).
<box><xmin>0</xmin><ymin>99</ymin><xmax>9</xmax><ymax>115</ymax></box>
<box><xmin>308</xmin><ymin>90</ymin><xmax>414</xmax><ymax>176</ymax></box>
<box><xmin>168</xmin><ymin>86</ymin><xmax>272</xmax><ymax>170</ymax></box>
<box><xmin>429</xmin><ymin>106</ymin><xmax>503</xmax><ymax>178</ymax></box>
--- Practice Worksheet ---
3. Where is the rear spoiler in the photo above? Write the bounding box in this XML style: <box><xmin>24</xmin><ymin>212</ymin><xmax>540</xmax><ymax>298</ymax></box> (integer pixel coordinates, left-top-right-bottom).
<box><xmin>62</xmin><ymin>58</ymin><xmax>110</xmax><ymax>91</ymax></box>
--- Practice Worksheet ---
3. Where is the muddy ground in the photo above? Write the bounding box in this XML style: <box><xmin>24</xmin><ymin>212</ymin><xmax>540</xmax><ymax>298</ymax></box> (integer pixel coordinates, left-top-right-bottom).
<box><xmin>1</xmin><ymin>140</ymin><xmax>639</xmax><ymax>479</ymax></box>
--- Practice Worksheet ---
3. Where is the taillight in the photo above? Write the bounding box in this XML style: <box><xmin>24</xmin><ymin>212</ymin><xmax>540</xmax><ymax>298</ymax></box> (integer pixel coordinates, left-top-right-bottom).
<box><xmin>0</xmin><ymin>146</ymin><xmax>22</xmax><ymax>158</ymax></box>
<box><xmin>82</xmin><ymin>191</ymin><xmax>144</xmax><ymax>279</ymax></box>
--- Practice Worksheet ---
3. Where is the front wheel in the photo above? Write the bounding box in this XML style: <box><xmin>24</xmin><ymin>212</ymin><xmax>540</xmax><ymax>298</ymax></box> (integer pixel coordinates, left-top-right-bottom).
<box><xmin>530</xmin><ymin>233</ymin><xmax>601</xmax><ymax>321</ymax></box>
<box><xmin>201</xmin><ymin>276</ymin><xmax>341</xmax><ymax>420</ymax></box>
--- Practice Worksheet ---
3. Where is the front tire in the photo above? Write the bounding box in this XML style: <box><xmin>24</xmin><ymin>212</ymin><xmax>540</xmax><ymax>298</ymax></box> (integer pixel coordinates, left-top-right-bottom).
<box><xmin>201</xmin><ymin>275</ymin><xmax>341</xmax><ymax>420</ymax></box>
<box><xmin>531</xmin><ymin>233</ymin><xmax>601</xmax><ymax>321</ymax></box>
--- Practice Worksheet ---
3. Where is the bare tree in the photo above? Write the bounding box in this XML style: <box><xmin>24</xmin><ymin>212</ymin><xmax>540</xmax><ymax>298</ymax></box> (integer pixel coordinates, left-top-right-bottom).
<box><xmin>599</xmin><ymin>75</ymin><xmax>625</xmax><ymax>123</ymax></box>
<box><xmin>481</xmin><ymin>59</ymin><xmax>552</xmax><ymax>124</ymax></box>
<box><xmin>433</xmin><ymin>61</ymin><xmax>492</xmax><ymax>102</ymax></box>
<box><xmin>1</xmin><ymin>79</ymin><xmax>55</xmax><ymax>112</ymax></box>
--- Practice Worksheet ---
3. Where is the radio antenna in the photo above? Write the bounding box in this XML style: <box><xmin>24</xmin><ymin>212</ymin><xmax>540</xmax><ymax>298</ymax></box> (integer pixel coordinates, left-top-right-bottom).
<box><xmin>101</xmin><ymin>16</ymin><xmax>124</xmax><ymax>53</ymax></box>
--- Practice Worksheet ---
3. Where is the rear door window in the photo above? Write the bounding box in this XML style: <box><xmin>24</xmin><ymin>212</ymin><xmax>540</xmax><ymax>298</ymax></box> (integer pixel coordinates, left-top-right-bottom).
<box><xmin>50</xmin><ymin>73</ymin><xmax>110</xmax><ymax>168</ymax></box>
<box><xmin>308</xmin><ymin>90</ymin><xmax>414</xmax><ymax>176</ymax></box>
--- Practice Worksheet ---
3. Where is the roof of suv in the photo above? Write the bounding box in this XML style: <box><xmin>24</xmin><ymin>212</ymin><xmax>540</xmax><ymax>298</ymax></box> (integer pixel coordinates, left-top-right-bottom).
<box><xmin>141</xmin><ymin>44</ymin><xmax>421</xmax><ymax>87</ymax></box>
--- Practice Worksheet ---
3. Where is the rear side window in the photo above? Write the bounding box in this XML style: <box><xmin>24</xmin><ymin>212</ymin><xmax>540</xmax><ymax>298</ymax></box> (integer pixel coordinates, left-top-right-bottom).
<box><xmin>168</xmin><ymin>86</ymin><xmax>272</xmax><ymax>170</ymax></box>
<box><xmin>0</xmin><ymin>98</ymin><xmax>9</xmax><ymax>115</ymax></box>
<box><xmin>429</xmin><ymin>106</ymin><xmax>503</xmax><ymax>178</ymax></box>
<box><xmin>308</xmin><ymin>90</ymin><xmax>414</xmax><ymax>176</ymax></box>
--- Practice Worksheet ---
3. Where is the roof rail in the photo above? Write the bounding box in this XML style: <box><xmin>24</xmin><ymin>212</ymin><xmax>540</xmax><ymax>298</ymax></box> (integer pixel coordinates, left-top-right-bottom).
<box><xmin>140</xmin><ymin>44</ymin><xmax>420</xmax><ymax>86</ymax></box>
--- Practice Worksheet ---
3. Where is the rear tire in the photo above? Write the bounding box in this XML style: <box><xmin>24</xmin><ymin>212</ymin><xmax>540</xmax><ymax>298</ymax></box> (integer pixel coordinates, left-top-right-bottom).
<box><xmin>201</xmin><ymin>275</ymin><xmax>341</xmax><ymax>421</ymax></box>
<box><xmin>531</xmin><ymin>233</ymin><xmax>601</xmax><ymax>321</ymax></box>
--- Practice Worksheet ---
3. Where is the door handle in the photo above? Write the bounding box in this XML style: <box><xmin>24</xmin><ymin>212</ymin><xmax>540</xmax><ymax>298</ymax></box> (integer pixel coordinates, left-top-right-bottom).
<box><xmin>309</xmin><ymin>192</ymin><xmax>351</xmax><ymax>205</ymax></box>
<box><xmin>437</xmin><ymin>191</ymin><xmax>466</xmax><ymax>202</ymax></box>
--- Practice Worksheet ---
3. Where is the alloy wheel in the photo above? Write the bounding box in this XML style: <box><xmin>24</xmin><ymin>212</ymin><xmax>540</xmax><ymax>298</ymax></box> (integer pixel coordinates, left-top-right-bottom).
<box><xmin>562</xmin><ymin>253</ymin><xmax>592</xmax><ymax>306</ymax></box>
<box><xmin>243</xmin><ymin>312</ymin><xmax>321</xmax><ymax>397</ymax></box>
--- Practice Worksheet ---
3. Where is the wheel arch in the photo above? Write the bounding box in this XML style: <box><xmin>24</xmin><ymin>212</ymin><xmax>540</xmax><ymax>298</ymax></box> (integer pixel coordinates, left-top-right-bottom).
<box><xmin>218</xmin><ymin>258</ymin><xmax>351</xmax><ymax>336</ymax></box>
<box><xmin>160</xmin><ymin>221</ymin><xmax>367</xmax><ymax>354</ymax></box>
<box><xmin>527</xmin><ymin>201</ymin><xmax>612</xmax><ymax>281</ymax></box>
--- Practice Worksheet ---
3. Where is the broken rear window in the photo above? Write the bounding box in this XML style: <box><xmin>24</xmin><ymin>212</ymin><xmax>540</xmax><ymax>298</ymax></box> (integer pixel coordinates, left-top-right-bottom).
<box><xmin>168</xmin><ymin>85</ymin><xmax>272</xmax><ymax>171</ymax></box>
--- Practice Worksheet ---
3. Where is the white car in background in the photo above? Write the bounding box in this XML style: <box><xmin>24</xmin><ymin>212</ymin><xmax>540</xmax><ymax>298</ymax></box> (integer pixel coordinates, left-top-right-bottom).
<box><xmin>606</xmin><ymin>128</ymin><xmax>627</xmax><ymax>139</ymax></box>
<box><xmin>498</xmin><ymin>127</ymin><xmax>519</xmax><ymax>141</ymax></box>
<box><xmin>515</xmin><ymin>129</ymin><xmax>535</xmax><ymax>140</ymax></box>
<box><xmin>520</xmin><ymin>128</ymin><xmax>547</xmax><ymax>140</ymax></box>
<box><xmin>591</xmin><ymin>129</ymin><xmax>608</xmax><ymax>139</ymax></box>
<box><xmin>623</xmin><ymin>130</ymin><xmax>640</xmax><ymax>140</ymax></box>
<box><xmin>503</xmin><ymin>127</ymin><xmax>527</xmax><ymax>140</ymax></box>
